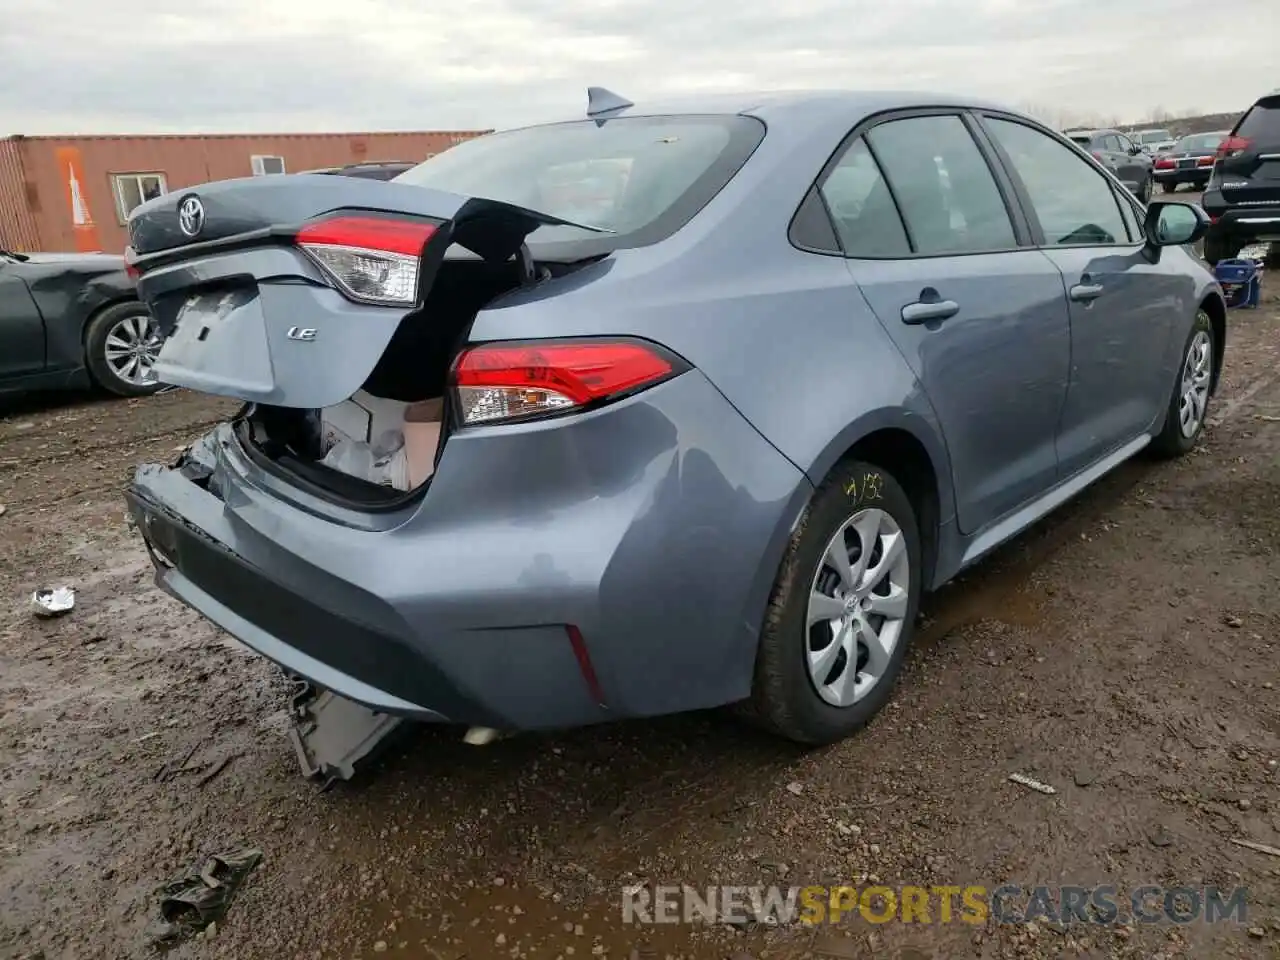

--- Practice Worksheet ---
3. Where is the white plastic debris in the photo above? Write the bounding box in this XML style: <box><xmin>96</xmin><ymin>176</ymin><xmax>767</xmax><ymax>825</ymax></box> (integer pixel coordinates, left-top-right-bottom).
<box><xmin>31</xmin><ymin>586</ymin><xmax>76</xmax><ymax>618</ymax></box>
<box><xmin>319</xmin><ymin>430</ymin><xmax>411</xmax><ymax>491</ymax></box>
<box><xmin>1008</xmin><ymin>772</ymin><xmax>1057</xmax><ymax>795</ymax></box>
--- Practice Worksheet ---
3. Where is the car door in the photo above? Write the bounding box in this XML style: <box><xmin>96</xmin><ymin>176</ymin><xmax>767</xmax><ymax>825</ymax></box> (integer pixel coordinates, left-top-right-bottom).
<box><xmin>0</xmin><ymin>264</ymin><xmax>46</xmax><ymax>380</ymax></box>
<box><xmin>977</xmin><ymin>114</ymin><xmax>1181</xmax><ymax>478</ymax></box>
<box><xmin>827</xmin><ymin>112</ymin><xmax>1071</xmax><ymax>535</ymax></box>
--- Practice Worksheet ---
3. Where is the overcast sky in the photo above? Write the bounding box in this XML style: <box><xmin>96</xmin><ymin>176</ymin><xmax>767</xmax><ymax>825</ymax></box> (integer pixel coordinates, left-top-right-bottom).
<box><xmin>0</xmin><ymin>0</ymin><xmax>1273</xmax><ymax>136</ymax></box>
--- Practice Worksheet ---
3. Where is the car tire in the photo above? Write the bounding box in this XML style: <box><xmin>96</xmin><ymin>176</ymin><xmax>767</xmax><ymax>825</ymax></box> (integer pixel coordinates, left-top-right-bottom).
<box><xmin>84</xmin><ymin>301</ymin><xmax>165</xmax><ymax>398</ymax></box>
<box><xmin>1138</xmin><ymin>176</ymin><xmax>1152</xmax><ymax>204</ymax></box>
<box><xmin>745</xmin><ymin>458</ymin><xmax>922</xmax><ymax>744</ymax></box>
<box><xmin>1150</xmin><ymin>309</ymin><xmax>1214</xmax><ymax>459</ymax></box>
<box><xmin>1161</xmin><ymin>181</ymin><xmax>1178</xmax><ymax>194</ymax></box>
<box><xmin>1202</xmin><ymin>234</ymin><xmax>1241</xmax><ymax>266</ymax></box>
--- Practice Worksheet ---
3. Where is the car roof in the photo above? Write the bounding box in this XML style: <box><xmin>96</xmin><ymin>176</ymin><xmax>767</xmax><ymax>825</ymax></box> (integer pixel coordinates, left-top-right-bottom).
<box><xmin>523</xmin><ymin>89</ymin><xmax>1026</xmax><ymax>131</ymax></box>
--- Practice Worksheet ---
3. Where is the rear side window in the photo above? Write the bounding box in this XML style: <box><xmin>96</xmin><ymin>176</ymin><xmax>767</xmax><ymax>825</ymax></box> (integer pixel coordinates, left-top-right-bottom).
<box><xmin>1236</xmin><ymin>97</ymin><xmax>1280</xmax><ymax>142</ymax></box>
<box><xmin>394</xmin><ymin>115</ymin><xmax>764</xmax><ymax>250</ymax></box>
<box><xmin>865</xmin><ymin>115</ymin><xmax>1016</xmax><ymax>255</ymax></box>
<box><xmin>818</xmin><ymin>137</ymin><xmax>910</xmax><ymax>257</ymax></box>
<box><xmin>984</xmin><ymin>117</ymin><xmax>1129</xmax><ymax>247</ymax></box>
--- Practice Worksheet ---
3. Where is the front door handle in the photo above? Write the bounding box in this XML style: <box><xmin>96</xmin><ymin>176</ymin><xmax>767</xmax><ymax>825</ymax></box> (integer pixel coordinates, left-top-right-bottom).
<box><xmin>901</xmin><ymin>298</ymin><xmax>960</xmax><ymax>324</ymax></box>
<box><xmin>1069</xmin><ymin>282</ymin><xmax>1105</xmax><ymax>302</ymax></box>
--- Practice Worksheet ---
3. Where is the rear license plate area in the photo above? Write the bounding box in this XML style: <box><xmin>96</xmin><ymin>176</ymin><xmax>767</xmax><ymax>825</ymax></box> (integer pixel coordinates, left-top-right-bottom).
<box><xmin>154</xmin><ymin>287</ymin><xmax>276</xmax><ymax>396</ymax></box>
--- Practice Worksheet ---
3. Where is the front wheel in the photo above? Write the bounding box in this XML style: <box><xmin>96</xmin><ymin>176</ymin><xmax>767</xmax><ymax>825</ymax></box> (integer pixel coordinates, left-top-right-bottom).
<box><xmin>746</xmin><ymin>459</ymin><xmax>922</xmax><ymax>744</ymax></box>
<box><xmin>84</xmin><ymin>302</ymin><xmax>165</xmax><ymax>398</ymax></box>
<box><xmin>1139</xmin><ymin>176</ymin><xmax>1153</xmax><ymax>204</ymax></box>
<box><xmin>1150</xmin><ymin>310</ymin><xmax>1214</xmax><ymax>459</ymax></box>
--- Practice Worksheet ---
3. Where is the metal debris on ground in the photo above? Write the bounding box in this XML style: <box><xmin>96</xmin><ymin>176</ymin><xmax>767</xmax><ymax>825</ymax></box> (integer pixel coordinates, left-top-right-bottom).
<box><xmin>147</xmin><ymin>847</ymin><xmax>262</xmax><ymax>946</ymax></box>
<box><xmin>1231</xmin><ymin>838</ymin><xmax>1280</xmax><ymax>858</ymax></box>
<box><xmin>1008</xmin><ymin>773</ymin><xmax>1057</xmax><ymax>795</ymax></box>
<box><xmin>30</xmin><ymin>586</ymin><xmax>75</xmax><ymax>618</ymax></box>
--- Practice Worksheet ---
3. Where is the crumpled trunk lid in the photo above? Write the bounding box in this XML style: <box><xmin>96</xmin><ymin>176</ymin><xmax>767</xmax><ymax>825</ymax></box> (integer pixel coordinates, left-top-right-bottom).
<box><xmin>124</xmin><ymin>175</ymin><xmax>600</xmax><ymax>408</ymax></box>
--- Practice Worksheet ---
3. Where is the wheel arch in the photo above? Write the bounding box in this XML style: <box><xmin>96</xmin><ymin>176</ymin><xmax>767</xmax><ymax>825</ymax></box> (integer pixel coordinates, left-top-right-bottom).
<box><xmin>801</xmin><ymin>411</ymin><xmax>955</xmax><ymax>591</ymax></box>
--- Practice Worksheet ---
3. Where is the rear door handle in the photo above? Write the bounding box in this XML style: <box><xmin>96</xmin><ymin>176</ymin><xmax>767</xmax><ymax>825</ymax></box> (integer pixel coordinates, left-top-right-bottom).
<box><xmin>901</xmin><ymin>299</ymin><xmax>960</xmax><ymax>324</ymax></box>
<box><xmin>1069</xmin><ymin>283</ymin><xmax>1105</xmax><ymax>302</ymax></box>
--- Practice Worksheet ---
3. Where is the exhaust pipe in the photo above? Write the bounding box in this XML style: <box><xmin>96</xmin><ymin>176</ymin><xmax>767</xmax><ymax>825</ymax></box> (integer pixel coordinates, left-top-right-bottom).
<box><xmin>463</xmin><ymin>726</ymin><xmax>504</xmax><ymax>746</ymax></box>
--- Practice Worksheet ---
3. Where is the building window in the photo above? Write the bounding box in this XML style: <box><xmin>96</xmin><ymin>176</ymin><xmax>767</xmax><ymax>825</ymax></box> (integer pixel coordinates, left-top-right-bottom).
<box><xmin>111</xmin><ymin>173</ymin><xmax>168</xmax><ymax>223</ymax></box>
<box><xmin>251</xmin><ymin>155</ymin><xmax>286</xmax><ymax>176</ymax></box>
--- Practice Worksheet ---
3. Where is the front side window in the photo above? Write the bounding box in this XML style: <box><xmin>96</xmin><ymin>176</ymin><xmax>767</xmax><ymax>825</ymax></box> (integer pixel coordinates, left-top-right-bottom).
<box><xmin>818</xmin><ymin>137</ymin><xmax>910</xmax><ymax>257</ymax></box>
<box><xmin>983</xmin><ymin>117</ymin><xmax>1130</xmax><ymax>247</ymax></box>
<box><xmin>111</xmin><ymin>172</ymin><xmax>167</xmax><ymax>223</ymax></box>
<box><xmin>394</xmin><ymin>115</ymin><xmax>765</xmax><ymax>251</ymax></box>
<box><xmin>864</xmin><ymin>115</ymin><xmax>1016</xmax><ymax>255</ymax></box>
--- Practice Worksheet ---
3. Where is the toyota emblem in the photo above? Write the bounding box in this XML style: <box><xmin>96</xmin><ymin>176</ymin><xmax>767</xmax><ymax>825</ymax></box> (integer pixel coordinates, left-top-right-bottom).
<box><xmin>178</xmin><ymin>196</ymin><xmax>205</xmax><ymax>238</ymax></box>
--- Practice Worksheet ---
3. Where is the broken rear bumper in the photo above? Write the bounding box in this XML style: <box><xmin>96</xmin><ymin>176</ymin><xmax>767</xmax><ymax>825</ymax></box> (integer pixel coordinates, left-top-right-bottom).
<box><xmin>125</xmin><ymin>371</ymin><xmax>810</xmax><ymax>731</ymax></box>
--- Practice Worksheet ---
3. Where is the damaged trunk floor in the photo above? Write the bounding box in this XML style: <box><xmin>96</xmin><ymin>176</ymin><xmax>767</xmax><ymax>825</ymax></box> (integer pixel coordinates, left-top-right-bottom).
<box><xmin>4</xmin><ymin>282</ymin><xmax>1280</xmax><ymax>959</ymax></box>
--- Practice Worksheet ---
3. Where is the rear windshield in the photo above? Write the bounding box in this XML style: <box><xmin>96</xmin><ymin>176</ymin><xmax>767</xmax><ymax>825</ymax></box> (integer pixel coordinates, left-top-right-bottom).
<box><xmin>394</xmin><ymin>115</ymin><xmax>765</xmax><ymax>253</ymax></box>
<box><xmin>1068</xmin><ymin>134</ymin><xmax>1093</xmax><ymax>146</ymax></box>
<box><xmin>1237</xmin><ymin>98</ymin><xmax>1280</xmax><ymax>142</ymax></box>
<box><xmin>1177</xmin><ymin>133</ymin><xmax>1225</xmax><ymax>152</ymax></box>
<box><xmin>1138</xmin><ymin>130</ymin><xmax>1172</xmax><ymax>144</ymax></box>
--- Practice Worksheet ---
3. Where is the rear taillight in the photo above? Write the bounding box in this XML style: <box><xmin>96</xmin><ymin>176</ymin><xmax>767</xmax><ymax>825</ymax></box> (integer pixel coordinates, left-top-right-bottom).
<box><xmin>1154</xmin><ymin>157</ymin><xmax>1175</xmax><ymax>169</ymax></box>
<box><xmin>296</xmin><ymin>214</ymin><xmax>438</xmax><ymax>306</ymax></box>
<box><xmin>451</xmin><ymin>338</ymin><xmax>687</xmax><ymax>426</ymax></box>
<box><xmin>1216</xmin><ymin>135</ymin><xmax>1252</xmax><ymax>159</ymax></box>
<box><xmin>1197</xmin><ymin>155</ymin><xmax>1215</xmax><ymax>167</ymax></box>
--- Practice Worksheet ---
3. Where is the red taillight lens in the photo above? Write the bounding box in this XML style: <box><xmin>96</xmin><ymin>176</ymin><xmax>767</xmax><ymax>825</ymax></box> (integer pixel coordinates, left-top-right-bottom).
<box><xmin>1216</xmin><ymin>135</ymin><xmax>1252</xmax><ymax>159</ymax></box>
<box><xmin>1154</xmin><ymin>157</ymin><xmax>1175</xmax><ymax>169</ymax></box>
<box><xmin>1197</xmin><ymin>155</ymin><xmax>1214</xmax><ymax>167</ymax></box>
<box><xmin>295</xmin><ymin>214</ymin><xmax>438</xmax><ymax>305</ymax></box>
<box><xmin>451</xmin><ymin>338</ymin><xmax>685</xmax><ymax>426</ymax></box>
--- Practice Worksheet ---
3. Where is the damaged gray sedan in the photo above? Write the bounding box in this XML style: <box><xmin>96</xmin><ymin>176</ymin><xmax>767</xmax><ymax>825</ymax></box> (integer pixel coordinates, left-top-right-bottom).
<box><xmin>124</xmin><ymin>89</ymin><xmax>1225</xmax><ymax>781</ymax></box>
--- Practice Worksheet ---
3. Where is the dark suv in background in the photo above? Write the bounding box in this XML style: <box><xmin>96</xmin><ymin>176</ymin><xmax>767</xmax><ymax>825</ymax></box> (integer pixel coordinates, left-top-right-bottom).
<box><xmin>1203</xmin><ymin>92</ymin><xmax>1280</xmax><ymax>264</ymax></box>
<box><xmin>1064</xmin><ymin>128</ymin><xmax>1154</xmax><ymax>202</ymax></box>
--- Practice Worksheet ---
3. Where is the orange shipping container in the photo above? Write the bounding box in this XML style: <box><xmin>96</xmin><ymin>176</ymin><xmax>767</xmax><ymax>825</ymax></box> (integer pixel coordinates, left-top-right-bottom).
<box><xmin>0</xmin><ymin>129</ymin><xmax>489</xmax><ymax>254</ymax></box>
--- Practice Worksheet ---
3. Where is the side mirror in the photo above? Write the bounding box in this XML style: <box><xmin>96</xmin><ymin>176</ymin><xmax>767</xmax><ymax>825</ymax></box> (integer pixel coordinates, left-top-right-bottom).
<box><xmin>1144</xmin><ymin>201</ymin><xmax>1209</xmax><ymax>247</ymax></box>
<box><xmin>1129</xmin><ymin>144</ymin><xmax>1143</xmax><ymax>156</ymax></box>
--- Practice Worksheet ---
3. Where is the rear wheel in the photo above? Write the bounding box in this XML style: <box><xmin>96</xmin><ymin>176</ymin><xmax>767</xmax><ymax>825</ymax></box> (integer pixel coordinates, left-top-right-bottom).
<box><xmin>1138</xmin><ymin>176</ymin><xmax>1153</xmax><ymax>204</ymax></box>
<box><xmin>747</xmin><ymin>459</ymin><xmax>922</xmax><ymax>744</ymax></box>
<box><xmin>84</xmin><ymin>301</ymin><xmax>165</xmax><ymax>398</ymax></box>
<box><xmin>1150</xmin><ymin>310</ymin><xmax>1214</xmax><ymax>459</ymax></box>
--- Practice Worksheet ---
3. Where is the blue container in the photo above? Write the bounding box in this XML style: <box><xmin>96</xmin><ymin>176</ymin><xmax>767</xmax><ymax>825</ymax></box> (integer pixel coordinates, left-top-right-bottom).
<box><xmin>1214</xmin><ymin>258</ymin><xmax>1263</xmax><ymax>309</ymax></box>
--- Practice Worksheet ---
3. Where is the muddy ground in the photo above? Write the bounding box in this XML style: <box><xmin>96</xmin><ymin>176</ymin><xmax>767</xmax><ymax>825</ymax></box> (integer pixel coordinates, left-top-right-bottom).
<box><xmin>4</xmin><ymin>268</ymin><xmax>1280</xmax><ymax>960</ymax></box>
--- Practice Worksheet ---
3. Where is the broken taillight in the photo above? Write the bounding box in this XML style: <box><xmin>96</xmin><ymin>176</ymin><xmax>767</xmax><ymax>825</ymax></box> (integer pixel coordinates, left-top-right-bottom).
<box><xmin>450</xmin><ymin>338</ymin><xmax>688</xmax><ymax>426</ymax></box>
<box><xmin>296</xmin><ymin>214</ymin><xmax>438</xmax><ymax>306</ymax></box>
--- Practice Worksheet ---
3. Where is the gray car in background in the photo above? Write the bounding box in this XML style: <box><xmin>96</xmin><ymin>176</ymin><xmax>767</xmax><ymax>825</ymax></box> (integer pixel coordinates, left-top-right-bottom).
<box><xmin>122</xmin><ymin>90</ymin><xmax>1226</xmax><ymax>752</ymax></box>
<box><xmin>1065</xmin><ymin>127</ymin><xmax>1154</xmax><ymax>201</ymax></box>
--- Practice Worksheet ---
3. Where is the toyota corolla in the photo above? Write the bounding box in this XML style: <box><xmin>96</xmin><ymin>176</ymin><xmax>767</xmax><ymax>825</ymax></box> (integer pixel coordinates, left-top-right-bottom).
<box><xmin>123</xmin><ymin>89</ymin><xmax>1226</xmax><ymax>767</ymax></box>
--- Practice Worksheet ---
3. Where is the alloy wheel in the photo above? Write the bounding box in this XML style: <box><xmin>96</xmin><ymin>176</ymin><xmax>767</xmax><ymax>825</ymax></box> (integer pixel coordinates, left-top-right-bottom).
<box><xmin>805</xmin><ymin>508</ymin><xmax>911</xmax><ymax>708</ymax></box>
<box><xmin>1179</xmin><ymin>329</ymin><xmax>1212</xmax><ymax>438</ymax></box>
<box><xmin>103</xmin><ymin>312</ymin><xmax>162</xmax><ymax>387</ymax></box>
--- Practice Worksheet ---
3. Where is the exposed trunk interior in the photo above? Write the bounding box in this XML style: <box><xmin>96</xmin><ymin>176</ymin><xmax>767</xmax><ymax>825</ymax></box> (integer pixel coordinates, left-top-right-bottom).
<box><xmin>236</xmin><ymin>257</ymin><xmax>532</xmax><ymax>506</ymax></box>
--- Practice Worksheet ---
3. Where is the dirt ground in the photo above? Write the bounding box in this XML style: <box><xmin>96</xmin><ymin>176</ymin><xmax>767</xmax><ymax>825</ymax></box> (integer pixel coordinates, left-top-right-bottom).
<box><xmin>4</xmin><ymin>262</ymin><xmax>1280</xmax><ymax>960</ymax></box>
